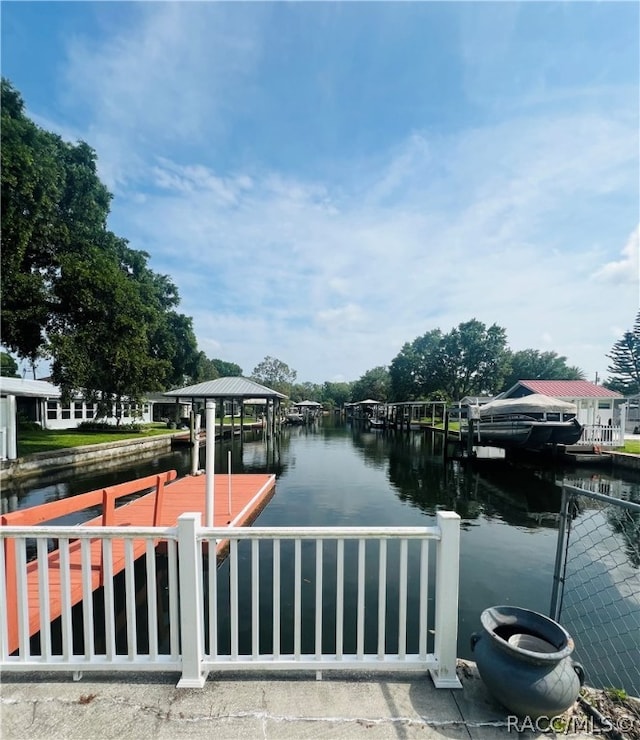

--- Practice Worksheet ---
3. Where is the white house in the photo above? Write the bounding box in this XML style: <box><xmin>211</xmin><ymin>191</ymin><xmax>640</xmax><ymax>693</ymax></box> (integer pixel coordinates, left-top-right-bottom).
<box><xmin>501</xmin><ymin>379</ymin><xmax>623</xmax><ymax>426</ymax></box>
<box><xmin>0</xmin><ymin>377</ymin><xmax>155</xmax><ymax>460</ymax></box>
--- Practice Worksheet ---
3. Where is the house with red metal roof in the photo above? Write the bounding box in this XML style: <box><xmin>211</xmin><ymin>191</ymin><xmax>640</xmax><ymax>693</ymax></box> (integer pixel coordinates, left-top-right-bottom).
<box><xmin>501</xmin><ymin>379</ymin><xmax>623</xmax><ymax>427</ymax></box>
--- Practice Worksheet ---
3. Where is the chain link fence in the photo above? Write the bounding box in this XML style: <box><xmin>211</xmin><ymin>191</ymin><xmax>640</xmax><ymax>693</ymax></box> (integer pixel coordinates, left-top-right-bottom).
<box><xmin>550</xmin><ymin>481</ymin><xmax>640</xmax><ymax>697</ymax></box>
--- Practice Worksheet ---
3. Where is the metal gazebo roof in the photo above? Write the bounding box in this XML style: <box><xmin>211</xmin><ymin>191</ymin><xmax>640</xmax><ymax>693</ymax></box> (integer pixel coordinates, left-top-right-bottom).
<box><xmin>163</xmin><ymin>377</ymin><xmax>287</xmax><ymax>400</ymax></box>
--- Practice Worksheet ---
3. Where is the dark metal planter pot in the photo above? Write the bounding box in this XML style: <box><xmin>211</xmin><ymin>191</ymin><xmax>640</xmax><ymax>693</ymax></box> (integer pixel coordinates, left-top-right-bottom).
<box><xmin>471</xmin><ymin>605</ymin><xmax>584</xmax><ymax>719</ymax></box>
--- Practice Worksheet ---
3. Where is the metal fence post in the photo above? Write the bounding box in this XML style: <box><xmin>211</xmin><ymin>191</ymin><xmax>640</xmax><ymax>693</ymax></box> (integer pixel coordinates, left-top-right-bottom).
<box><xmin>550</xmin><ymin>484</ymin><xmax>570</xmax><ymax>621</ymax></box>
<box><xmin>430</xmin><ymin>510</ymin><xmax>462</xmax><ymax>688</ymax></box>
<box><xmin>176</xmin><ymin>513</ymin><xmax>208</xmax><ymax>688</ymax></box>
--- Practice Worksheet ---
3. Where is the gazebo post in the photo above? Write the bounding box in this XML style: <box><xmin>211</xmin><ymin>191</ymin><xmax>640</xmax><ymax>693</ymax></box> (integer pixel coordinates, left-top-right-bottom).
<box><xmin>205</xmin><ymin>400</ymin><xmax>216</xmax><ymax>527</ymax></box>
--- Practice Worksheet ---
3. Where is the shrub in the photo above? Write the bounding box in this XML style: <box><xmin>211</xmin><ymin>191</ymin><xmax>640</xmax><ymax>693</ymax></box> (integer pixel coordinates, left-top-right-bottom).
<box><xmin>76</xmin><ymin>421</ymin><xmax>142</xmax><ymax>433</ymax></box>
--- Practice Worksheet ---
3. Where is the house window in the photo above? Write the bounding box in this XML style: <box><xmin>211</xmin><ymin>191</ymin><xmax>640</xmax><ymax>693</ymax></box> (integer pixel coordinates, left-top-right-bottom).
<box><xmin>61</xmin><ymin>403</ymin><xmax>71</xmax><ymax>419</ymax></box>
<box><xmin>74</xmin><ymin>402</ymin><xmax>83</xmax><ymax>419</ymax></box>
<box><xmin>47</xmin><ymin>401</ymin><xmax>58</xmax><ymax>420</ymax></box>
<box><xmin>85</xmin><ymin>403</ymin><xmax>94</xmax><ymax>419</ymax></box>
<box><xmin>598</xmin><ymin>401</ymin><xmax>612</xmax><ymax>410</ymax></box>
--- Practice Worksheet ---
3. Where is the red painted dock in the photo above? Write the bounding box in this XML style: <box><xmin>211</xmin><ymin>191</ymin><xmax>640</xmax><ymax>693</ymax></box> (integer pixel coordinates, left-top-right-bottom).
<box><xmin>1</xmin><ymin>470</ymin><xmax>276</xmax><ymax>655</ymax></box>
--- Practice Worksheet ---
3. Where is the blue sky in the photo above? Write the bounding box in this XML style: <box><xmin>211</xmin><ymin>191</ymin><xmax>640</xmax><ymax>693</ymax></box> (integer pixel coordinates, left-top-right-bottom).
<box><xmin>2</xmin><ymin>1</ymin><xmax>639</xmax><ymax>385</ymax></box>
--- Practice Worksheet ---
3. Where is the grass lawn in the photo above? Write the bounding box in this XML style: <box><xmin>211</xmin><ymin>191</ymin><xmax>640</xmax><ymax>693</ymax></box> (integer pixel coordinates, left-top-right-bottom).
<box><xmin>621</xmin><ymin>439</ymin><xmax>640</xmax><ymax>454</ymax></box>
<box><xmin>16</xmin><ymin>419</ymin><xmax>263</xmax><ymax>457</ymax></box>
<box><xmin>17</xmin><ymin>424</ymin><xmax>176</xmax><ymax>457</ymax></box>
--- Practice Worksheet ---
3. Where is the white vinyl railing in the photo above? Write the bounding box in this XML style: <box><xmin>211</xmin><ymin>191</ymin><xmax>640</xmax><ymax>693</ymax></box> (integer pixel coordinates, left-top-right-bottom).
<box><xmin>575</xmin><ymin>424</ymin><xmax>624</xmax><ymax>448</ymax></box>
<box><xmin>0</xmin><ymin>511</ymin><xmax>461</xmax><ymax>689</ymax></box>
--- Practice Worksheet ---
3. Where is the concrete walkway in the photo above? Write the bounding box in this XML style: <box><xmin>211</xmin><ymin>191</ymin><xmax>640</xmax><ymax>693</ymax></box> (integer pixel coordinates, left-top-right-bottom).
<box><xmin>0</xmin><ymin>662</ymin><xmax>596</xmax><ymax>739</ymax></box>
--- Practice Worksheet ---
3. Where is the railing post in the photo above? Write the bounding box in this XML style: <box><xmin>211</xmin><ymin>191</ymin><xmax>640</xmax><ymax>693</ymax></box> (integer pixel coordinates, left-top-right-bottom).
<box><xmin>430</xmin><ymin>511</ymin><xmax>462</xmax><ymax>688</ymax></box>
<box><xmin>176</xmin><ymin>513</ymin><xmax>208</xmax><ymax>688</ymax></box>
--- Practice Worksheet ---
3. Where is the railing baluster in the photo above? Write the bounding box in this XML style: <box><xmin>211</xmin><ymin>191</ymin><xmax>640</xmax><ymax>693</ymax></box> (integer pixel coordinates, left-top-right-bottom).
<box><xmin>315</xmin><ymin>539</ymin><xmax>323</xmax><ymax>660</ymax></box>
<box><xmin>102</xmin><ymin>539</ymin><xmax>115</xmax><ymax>660</ymax></box>
<box><xmin>15</xmin><ymin>538</ymin><xmax>29</xmax><ymax>659</ymax></box>
<box><xmin>336</xmin><ymin>538</ymin><xmax>344</xmax><ymax>659</ymax></box>
<box><xmin>59</xmin><ymin>538</ymin><xmax>72</xmax><ymax>661</ymax></box>
<box><xmin>167</xmin><ymin>540</ymin><xmax>179</xmax><ymax>658</ymax></box>
<box><xmin>81</xmin><ymin>538</ymin><xmax>95</xmax><ymax>660</ymax></box>
<box><xmin>36</xmin><ymin>538</ymin><xmax>51</xmax><ymax>660</ymax></box>
<box><xmin>145</xmin><ymin>540</ymin><xmax>158</xmax><ymax>661</ymax></box>
<box><xmin>273</xmin><ymin>539</ymin><xmax>280</xmax><ymax>659</ymax></box>
<box><xmin>124</xmin><ymin>539</ymin><xmax>137</xmax><ymax>659</ymax></box>
<box><xmin>418</xmin><ymin>538</ymin><xmax>429</xmax><ymax>659</ymax></box>
<box><xmin>230</xmin><ymin>538</ymin><xmax>238</xmax><ymax>659</ymax></box>
<box><xmin>294</xmin><ymin>539</ymin><xmax>301</xmax><ymax>660</ymax></box>
<box><xmin>208</xmin><ymin>539</ymin><xmax>217</xmax><ymax>660</ymax></box>
<box><xmin>398</xmin><ymin>538</ymin><xmax>408</xmax><ymax>660</ymax></box>
<box><xmin>357</xmin><ymin>539</ymin><xmax>365</xmax><ymax>659</ymax></box>
<box><xmin>377</xmin><ymin>539</ymin><xmax>387</xmax><ymax>659</ymax></box>
<box><xmin>251</xmin><ymin>539</ymin><xmax>259</xmax><ymax>659</ymax></box>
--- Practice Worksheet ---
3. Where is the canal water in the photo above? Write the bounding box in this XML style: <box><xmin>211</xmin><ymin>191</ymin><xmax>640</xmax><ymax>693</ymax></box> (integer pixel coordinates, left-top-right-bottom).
<box><xmin>2</xmin><ymin>418</ymin><xmax>638</xmax><ymax>688</ymax></box>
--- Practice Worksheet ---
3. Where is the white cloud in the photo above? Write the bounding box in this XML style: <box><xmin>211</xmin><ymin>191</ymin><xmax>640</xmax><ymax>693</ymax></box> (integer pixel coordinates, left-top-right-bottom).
<box><xmin>592</xmin><ymin>226</ymin><xmax>640</xmax><ymax>286</ymax></box>
<box><xmin>60</xmin><ymin>3</ymin><xmax>262</xmax><ymax>190</ymax></box>
<box><xmin>101</xmin><ymin>98</ymin><xmax>638</xmax><ymax>382</ymax></box>
<box><xmin>42</xmin><ymin>4</ymin><xmax>638</xmax><ymax>384</ymax></box>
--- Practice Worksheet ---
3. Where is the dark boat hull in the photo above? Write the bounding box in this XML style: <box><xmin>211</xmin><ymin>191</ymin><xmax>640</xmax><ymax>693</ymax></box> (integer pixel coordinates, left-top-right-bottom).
<box><xmin>464</xmin><ymin>419</ymin><xmax>583</xmax><ymax>450</ymax></box>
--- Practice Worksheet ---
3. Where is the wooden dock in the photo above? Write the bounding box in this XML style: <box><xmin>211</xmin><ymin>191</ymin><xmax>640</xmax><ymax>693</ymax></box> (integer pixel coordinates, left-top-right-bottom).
<box><xmin>1</xmin><ymin>470</ymin><xmax>276</xmax><ymax>655</ymax></box>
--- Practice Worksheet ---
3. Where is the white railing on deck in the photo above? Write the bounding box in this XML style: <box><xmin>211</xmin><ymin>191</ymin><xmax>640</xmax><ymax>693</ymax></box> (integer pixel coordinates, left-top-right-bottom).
<box><xmin>0</xmin><ymin>511</ymin><xmax>461</xmax><ymax>689</ymax></box>
<box><xmin>575</xmin><ymin>424</ymin><xmax>624</xmax><ymax>447</ymax></box>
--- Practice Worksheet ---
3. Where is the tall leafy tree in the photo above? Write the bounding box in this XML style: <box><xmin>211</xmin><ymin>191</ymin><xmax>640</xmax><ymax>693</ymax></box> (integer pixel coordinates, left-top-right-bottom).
<box><xmin>290</xmin><ymin>382</ymin><xmax>323</xmax><ymax>402</ymax></box>
<box><xmin>251</xmin><ymin>356</ymin><xmax>296</xmax><ymax>395</ymax></box>
<box><xmin>190</xmin><ymin>353</ymin><xmax>220</xmax><ymax>383</ymax></box>
<box><xmin>1</xmin><ymin>80</ymin><xmax>111</xmax><ymax>362</ymax></box>
<box><xmin>389</xmin><ymin>330</ymin><xmax>443</xmax><ymax>401</ymax></box>
<box><xmin>1</xmin><ymin>78</ymin><xmax>203</xmax><ymax>416</ymax></box>
<box><xmin>605</xmin><ymin>311</ymin><xmax>640</xmax><ymax>396</ymax></box>
<box><xmin>501</xmin><ymin>350</ymin><xmax>585</xmax><ymax>391</ymax></box>
<box><xmin>438</xmin><ymin>320</ymin><xmax>509</xmax><ymax>399</ymax></box>
<box><xmin>212</xmin><ymin>359</ymin><xmax>243</xmax><ymax>377</ymax></box>
<box><xmin>49</xmin><ymin>243</ymin><xmax>170</xmax><ymax>418</ymax></box>
<box><xmin>351</xmin><ymin>366</ymin><xmax>390</xmax><ymax>402</ymax></box>
<box><xmin>321</xmin><ymin>381</ymin><xmax>352</xmax><ymax>409</ymax></box>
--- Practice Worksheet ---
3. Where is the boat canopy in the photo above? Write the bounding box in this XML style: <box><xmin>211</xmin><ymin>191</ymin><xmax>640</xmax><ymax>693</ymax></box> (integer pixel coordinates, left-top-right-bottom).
<box><xmin>478</xmin><ymin>393</ymin><xmax>577</xmax><ymax>417</ymax></box>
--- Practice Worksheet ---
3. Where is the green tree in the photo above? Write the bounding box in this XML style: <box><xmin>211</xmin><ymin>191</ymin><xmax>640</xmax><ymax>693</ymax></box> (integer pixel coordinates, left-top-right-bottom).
<box><xmin>290</xmin><ymin>381</ymin><xmax>323</xmax><ymax>403</ymax></box>
<box><xmin>501</xmin><ymin>350</ymin><xmax>585</xmax><ymax>391</ymax></box>
<box><xmin>49</xmin><ymin>244</ymin><xmax>170</xmax><ymax>420</ymax></box>
<box><xmin>1</xmin><ymin>79</ymin><xmax>112</xmax><ymax>362</ymax></box>
<box><xmin>211</xmin><ymin>359</ymin><xmax>243</xmax><ymax>377</ymax></box>
<box><xmin>191</xmin><ymin>353</ymin><xmax>220</xmax><ymax>383</ymax></box>
<box><xmin>321</xmin><ymin>381</ymin><xmax>352</xmax><ymax>409</ymax></box>
<box><xmin>438</xmin><ymin>320</ymin><xmax>509</xmax><ymax>399</ymax></box>
<box><xmin>1</xmin><ymin>78</ymin><xmax>203</xmax><ymax>417</ymax></box>
<box><xmin>351</xmin><ymin>366</ymin><xmax>390</xmax><ymax>402</ymax></box>
<box><xmin>605</xmin><ymin>311</ymin><xmax>640</xmax><ymax>396</ymax></box>
<box><xmin>251</xmin><ymin>356</ymin><xmax>297</xmax><ymax>396</ymax></box>
<box><xmin>389</xmin><ymin>330</ymin><xmax>443</xmax><ymax>401</ymax></box>
<box><xmin>0</xmin><ymin>351</ymin><xmax>20</xmax><ymax>377</ymax></box>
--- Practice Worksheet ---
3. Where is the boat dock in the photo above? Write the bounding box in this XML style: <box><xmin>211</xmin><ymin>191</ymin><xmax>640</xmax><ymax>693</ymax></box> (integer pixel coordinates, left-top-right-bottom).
<box><xmin>1</xmin><ymin>470</ymin><xmax>276</xmax><ymax>655</ymax></box>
